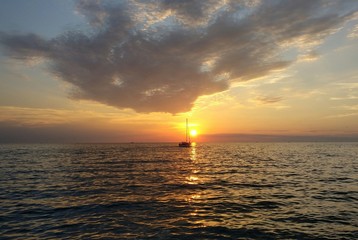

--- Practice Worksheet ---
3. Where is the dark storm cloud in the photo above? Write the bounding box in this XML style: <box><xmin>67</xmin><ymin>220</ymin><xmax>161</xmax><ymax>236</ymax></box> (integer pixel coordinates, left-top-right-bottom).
<box><xmin>1</xmin><ymin>0</ymin><xmax>356</xmax><ymax>113</ymax></box>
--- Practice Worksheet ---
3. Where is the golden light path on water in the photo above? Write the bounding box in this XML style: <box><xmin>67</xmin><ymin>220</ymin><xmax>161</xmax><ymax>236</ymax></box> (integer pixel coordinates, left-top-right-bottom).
<box><xmin>0</xmin><ymin>143</ymin><xmax>357</xmax><ymax>239</ymax></box>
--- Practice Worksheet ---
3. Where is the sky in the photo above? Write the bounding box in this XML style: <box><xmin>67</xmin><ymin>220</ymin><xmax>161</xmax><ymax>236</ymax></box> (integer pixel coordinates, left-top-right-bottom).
<box><xmin>0</xmin><ymin>0</ymin><xmax>358</xmax><ymax>143</ymax></box>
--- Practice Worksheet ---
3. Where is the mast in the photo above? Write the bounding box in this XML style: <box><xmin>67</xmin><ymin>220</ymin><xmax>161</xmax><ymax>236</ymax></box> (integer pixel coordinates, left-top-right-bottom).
<box><xmin>179</xmin><ymin>118</ymin><xmax>191</xmax><ymax>147</ymax></box>
<box><xmin>186</xmin><ymin>118</ymin><xmax>188</xmax><ymax>142</ymax></box>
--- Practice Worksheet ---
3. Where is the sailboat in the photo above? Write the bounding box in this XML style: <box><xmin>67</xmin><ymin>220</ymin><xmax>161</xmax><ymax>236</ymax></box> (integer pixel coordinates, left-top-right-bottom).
<box><xmin>179</xmin><ymin>118</ymin><xmax>191</xmax><ymax>147</ymax></box>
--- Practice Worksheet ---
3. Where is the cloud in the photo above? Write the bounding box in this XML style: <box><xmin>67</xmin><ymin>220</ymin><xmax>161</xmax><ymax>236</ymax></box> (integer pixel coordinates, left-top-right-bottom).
<box><xmin>0</xmin><ymin>121</ymin><xmax>139</xmax><ymax>143</ymax></box>
<box><xmin>0</xmin><ymin>105</ymin><xmax>178</xmax><ymax>143</ymax></box>
<box><xmin>255</xmin><ymin>96</ymin><xmax>283</xmax><ymax>104</ymax></box>
<box><xmin>299</xmin><ymin>50</ymin><xmax>320</xmax><ymax>62</ymax></box>
<box><xmin>1</xmin><ymin>0</ymin><xmax>357</xmax><ymax>113</ymax></box>
<box><xmin>347</xmin><ymin>23</ymin><xmax>358</xmax><ymax>39</ymax></box>
<box><xmin>324</xmin><ymin>112</ymin><xmax>358</xmax><ymax>119</ymax></box>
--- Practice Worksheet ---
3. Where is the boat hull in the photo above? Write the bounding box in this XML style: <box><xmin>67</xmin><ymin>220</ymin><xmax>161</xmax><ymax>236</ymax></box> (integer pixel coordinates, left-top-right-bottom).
<box><xmin>179</xmin><ymin>142</ymin><xmax>191</xmax><ymax>147</ymax></box>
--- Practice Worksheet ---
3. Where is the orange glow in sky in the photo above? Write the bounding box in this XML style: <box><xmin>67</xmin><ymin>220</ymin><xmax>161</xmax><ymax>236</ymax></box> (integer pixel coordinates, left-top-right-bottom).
<box><xmin>190</xmin><ymin>129</ymin><xmax>198</xmax><ymax>137</ymax></box>
<box><xmin>0</xmin><ymin>1</ymin><xmax>357</xmax><ymax>143</ymax></box>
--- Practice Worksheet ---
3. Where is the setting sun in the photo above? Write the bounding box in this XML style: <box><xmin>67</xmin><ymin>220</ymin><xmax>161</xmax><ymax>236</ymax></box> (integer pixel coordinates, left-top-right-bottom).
<box><xmin>190</xmin><ymin>129</ymin><xmax>198</xmax><ymax>137</ymax></box>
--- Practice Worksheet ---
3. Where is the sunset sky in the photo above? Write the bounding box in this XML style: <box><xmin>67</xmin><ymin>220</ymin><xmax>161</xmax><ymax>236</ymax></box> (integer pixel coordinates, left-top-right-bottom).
<box><xmin>1</xmin><ymin>0</ymin><xmax>358</xmax><ymax>143</ymax></box>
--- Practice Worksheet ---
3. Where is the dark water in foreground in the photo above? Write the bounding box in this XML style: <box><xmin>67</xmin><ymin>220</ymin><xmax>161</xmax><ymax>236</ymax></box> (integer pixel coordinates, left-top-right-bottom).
<box><xmin>0</xmin><ymin>143</ymin><xmax>357</xmax><ymax>239</ymax></box>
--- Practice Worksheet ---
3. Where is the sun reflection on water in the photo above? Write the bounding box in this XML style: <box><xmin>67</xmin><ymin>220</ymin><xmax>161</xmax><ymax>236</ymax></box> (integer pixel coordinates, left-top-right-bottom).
<box><xmin>185</xmin><ymin>175</ymin><xmax>199</xmax><ymax>185</ymax></box>
<box><xmin>2</xmin><ymin>143</ymin><xmax>356</xmax><ymax>238</ymax></box>
<box><xmin>186</xmin><ymin>194</ymin><xmax>201</xmax><ymax>203</ymax></box>
<box><xmin>190</xmin><ymin>144</ymin><xmax>196</xmax><ymax>161</ymax></box>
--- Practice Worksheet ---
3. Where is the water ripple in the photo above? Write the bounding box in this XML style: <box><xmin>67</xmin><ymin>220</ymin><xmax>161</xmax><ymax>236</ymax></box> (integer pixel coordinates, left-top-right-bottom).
<box><xmin>0</xmin><ymin>143</ymin><xmax>357</xmax><ymax>239</ymax></box>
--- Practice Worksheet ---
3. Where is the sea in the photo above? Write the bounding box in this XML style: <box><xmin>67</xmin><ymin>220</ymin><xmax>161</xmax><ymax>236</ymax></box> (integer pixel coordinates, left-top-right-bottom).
<box><xmin>0</xmin><ymin>143</ymin><xmax>357</xmax><ymax>239</ymax></box>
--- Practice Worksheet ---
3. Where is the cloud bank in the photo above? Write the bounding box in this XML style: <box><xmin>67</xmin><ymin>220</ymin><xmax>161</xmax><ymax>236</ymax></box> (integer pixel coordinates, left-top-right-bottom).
<box><xmin>1</xmin><ymin>0</ymin><xmax>356</xmax><ymax>113</ymax></box>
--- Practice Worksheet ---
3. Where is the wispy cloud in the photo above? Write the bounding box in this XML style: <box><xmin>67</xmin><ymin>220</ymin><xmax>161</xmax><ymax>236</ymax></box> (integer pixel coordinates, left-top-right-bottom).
<box><xmin>330</xmin><ymin>96</ymin><xmax>358</xmax><ymax>100</ymax></box>
<box><xmin>0</xmin><ymin>106</ymin><xmax>109</xmax><ymax>126</ymax></box>
<box><xmin>299</xmin><ymin>50</ymin><xmax>320</xmax><ymax>62</ymax></box>
<box><xmin>0</xmin><ymin>105</ymin><xmax>175</xmax><ymax>126</ymax></box>
<box><xmin>254</xmin><ymin>96</ymin><xmax>283</xmax><ymax>105</ymax></box>
<box><xmin>332</xmin><ymin>82</ymin><xmax>358</xmax><ymax>89</ymax></box>
<box><xmin>0</xmin><ymin>105</ymin><xmax>181</xmax><ymax>142</ymax></box>
<box><xmin>340</xmin><ymin>105</ymin><xmax>358</xmax><ymax>111</ymax></box>
<box><xmin>1</xmin><ymin>0</ymin><xmax>356</xmax><ymax>113</ymax></box>
<box><xmin>324</xmin><ymin>112</ymin><xmax>358</xmax><ymax>119</ymax></box>
<box><xmin>248</xmin><ymin>95</ymin><xmax>290</xmax><ymax>110</ymax></box>
<box><xmin>347</xmin><ymin>23</ymin><xmax>358</xmax><ymax>39</ymax></box>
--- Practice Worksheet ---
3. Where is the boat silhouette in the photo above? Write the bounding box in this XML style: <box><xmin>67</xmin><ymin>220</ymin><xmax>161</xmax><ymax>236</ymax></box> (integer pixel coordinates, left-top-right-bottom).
<box><xmin>179</xmin><ymin>118</ymin><xmax>191</xmax><ymax>147</ymax></box>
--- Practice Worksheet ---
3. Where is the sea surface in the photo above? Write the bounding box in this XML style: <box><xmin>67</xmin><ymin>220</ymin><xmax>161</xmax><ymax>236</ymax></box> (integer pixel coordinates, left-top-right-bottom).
<box><xmin>0</xmin><ymin>143</ymin><xmax>357</xmax><ymax>239</ymax></box>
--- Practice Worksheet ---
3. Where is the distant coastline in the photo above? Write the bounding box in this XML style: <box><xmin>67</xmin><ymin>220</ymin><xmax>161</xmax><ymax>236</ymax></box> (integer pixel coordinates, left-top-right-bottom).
<box><xmin>201</xmin><ymin>133</ymin><xmax>358</xmax><ymax>143</ymax></box>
